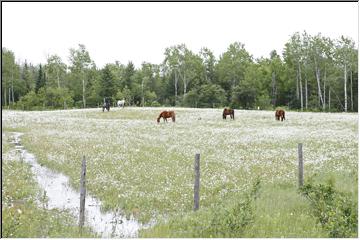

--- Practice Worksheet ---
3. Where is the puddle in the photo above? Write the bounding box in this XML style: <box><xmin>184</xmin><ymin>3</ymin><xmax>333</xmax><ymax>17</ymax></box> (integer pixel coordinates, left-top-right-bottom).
<box><xmin>10</xmin><ymin>132</ymin><xmax>149</xmax><ymax>238</ymax></box>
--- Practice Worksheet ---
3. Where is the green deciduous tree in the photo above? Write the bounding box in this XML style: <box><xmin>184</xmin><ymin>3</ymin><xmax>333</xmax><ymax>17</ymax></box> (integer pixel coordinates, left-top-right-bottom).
<box><xmin>335</xmin><ymin>36</ymin><xmax>357</xmax><ymax>112</ymax></box>
<box><xmin>44</xmin><ymin>55</ymin><xmax>67</xmax><ymax>89</ymax></box>
<box><xmin>68</xmin><ymin>44</ymin><xmax>94</xmax><ymax>108</ymax></box>
<box><xmin>2</xmin><ymin>48</ymin><xmax>22</xmax><ymax>106</ymax></box>
<box><xmin>215</xmin><ymin>42</ymin><xmax>253</xmax><ymax>98</ymax></box>
<box><xmin>1</xmin><ymin>32</ymin><xmax>357</xmax><ymax>112</ymax></box>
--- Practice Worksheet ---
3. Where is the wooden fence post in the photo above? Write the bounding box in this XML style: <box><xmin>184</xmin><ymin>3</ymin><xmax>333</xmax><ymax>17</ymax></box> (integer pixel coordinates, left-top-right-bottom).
<box><xmin>194</xmin><ymin>153</ymin><xmax>200</xmax><ymax>211</ymax></box>
<box><xmin>298</xmin><ymin>143</ymin><xmax>304</xmax><ymax>187</ymax></box>
<box><xmin>79</xmin><ymin>155</ymin><xmax>86</xmax><ymax>228</ymax></box>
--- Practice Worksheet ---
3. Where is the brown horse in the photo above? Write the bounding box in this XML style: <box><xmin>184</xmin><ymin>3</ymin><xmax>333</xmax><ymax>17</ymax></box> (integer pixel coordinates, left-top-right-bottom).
<box><xmin>275</xmin><ymin>109</ymin><xmax>285</xmax><ymax>121</ymax></box>
<box><xmin>157</xmin><ymin>111</ymin><xmax>176</xmax><ymax>123</ymax></box>
<box><xmin>223</xmin><ymin>108</ymin><xmax>234</xmax><ymax>120</ymax></box>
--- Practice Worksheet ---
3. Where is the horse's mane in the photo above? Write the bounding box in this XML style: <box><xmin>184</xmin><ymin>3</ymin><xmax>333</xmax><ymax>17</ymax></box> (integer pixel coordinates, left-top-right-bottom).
<box><xmin>157</xmin><ymin>112</ymin><xmax>164</xmax><ymax>122</ymax></box>
<box><xmin>157</xmin><ymin>111</ymin><xmax>166</xmax><ymax>122</ymax></box>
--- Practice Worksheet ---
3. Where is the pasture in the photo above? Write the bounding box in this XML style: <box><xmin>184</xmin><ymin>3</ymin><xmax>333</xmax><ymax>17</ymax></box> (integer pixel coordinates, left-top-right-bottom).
<box><xmin>2</xmin><ymin>107</ymin><xmax>358</xmax><ymax>237</ymax></box>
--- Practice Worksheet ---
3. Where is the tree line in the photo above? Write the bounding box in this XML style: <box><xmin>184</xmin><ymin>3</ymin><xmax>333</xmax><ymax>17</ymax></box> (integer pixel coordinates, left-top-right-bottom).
<box><xmin>2</xmin><ymin>31</ymin><xmax>358</xmax><ymax>112</ymax></box>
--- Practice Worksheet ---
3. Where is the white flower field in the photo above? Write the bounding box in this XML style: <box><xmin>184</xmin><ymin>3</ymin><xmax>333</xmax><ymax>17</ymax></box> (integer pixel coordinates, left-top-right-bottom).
<box><xmin>2</xmin><ymin>107</ymin><xmax>358</xmax><ymax>237</ymax></box>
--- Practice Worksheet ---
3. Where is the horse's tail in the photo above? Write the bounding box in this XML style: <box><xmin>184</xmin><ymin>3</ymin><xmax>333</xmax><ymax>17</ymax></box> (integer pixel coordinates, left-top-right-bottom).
<box><xmin>172</xmin><ymin>112</ymin><xmax>176</xmax><ymax>122</ymax></box>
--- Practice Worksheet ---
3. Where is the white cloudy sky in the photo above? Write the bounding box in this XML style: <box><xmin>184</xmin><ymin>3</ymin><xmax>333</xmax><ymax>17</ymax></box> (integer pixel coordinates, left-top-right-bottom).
<box><xmin>2</xmin><ymin>2</ymin><xmax>358</xmax><ymax>68</ymax></box>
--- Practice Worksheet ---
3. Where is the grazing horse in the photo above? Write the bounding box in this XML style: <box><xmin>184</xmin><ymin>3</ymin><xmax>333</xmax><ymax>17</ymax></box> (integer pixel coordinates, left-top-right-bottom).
<box><xmin>157</xmin><ymin>111</ymin><xmax>176</xmax><ymax>123</ymax></box>
<box><xmin>102</xmin><ymin>100</ymin><xmax>110</xmax><ymax>112</ymax></box>
<box><xmin>223</xmin><ymin>108</ymin><xmax>234</xmax><ymax>120</ymax></box>
<box><xmin>275</xmin><ymin>109</ymin><xmax>285</xmax><ymax>121</ymax></box>
<box><xmin>117</xmin><ymin>99</ymin><xmax>125</xmax><ymax>108</ymax></box>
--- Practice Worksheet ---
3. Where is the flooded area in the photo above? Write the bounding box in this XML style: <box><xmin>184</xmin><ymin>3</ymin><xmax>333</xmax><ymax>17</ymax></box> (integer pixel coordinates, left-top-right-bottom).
<box><xmin>10</xmin><ymin>132</ymin><xmax>146</xmax><ymax>238</ymax></box>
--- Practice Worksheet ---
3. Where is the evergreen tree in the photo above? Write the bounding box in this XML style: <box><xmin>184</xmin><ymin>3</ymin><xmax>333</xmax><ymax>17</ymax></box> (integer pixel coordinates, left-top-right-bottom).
<box><xmin>22</xmin><ymin>60</ymin><xmax>32</xmax><ymax>93</ymax></box>
<box><xmin>123</xmin><ymin>61</ymin><xmax>135</xmax><ymax>89</ymax></box>
<box><xmin>99</xmin><ymin>64</ymin><xmax>115</xmax><ymax>98</ymax></box>
<box><xmin>35</xmin><ymin>64</ymin><xmax>45</xmax><ymax>93</ymax></box>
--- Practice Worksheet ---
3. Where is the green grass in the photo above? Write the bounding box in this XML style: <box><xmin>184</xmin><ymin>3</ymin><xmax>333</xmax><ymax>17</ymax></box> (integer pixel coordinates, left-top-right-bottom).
<box><xmin>1</xmin><ymin>132</ymin><xmax>96</xmax><ymax>238</ymax></box>
<box><xmin>140</xmin><ymin>181</ymin><xmax>327</xmax><ymax>238</ymax></box>
<box><xmin>2</xmin><ymin>107</ymin><xmax>358</xmax><ymax>237</ymax></box>
<box><xmin>243</xmin><ymin>182</ymin><xmax>326</xmax><ymax>237</ymax></box>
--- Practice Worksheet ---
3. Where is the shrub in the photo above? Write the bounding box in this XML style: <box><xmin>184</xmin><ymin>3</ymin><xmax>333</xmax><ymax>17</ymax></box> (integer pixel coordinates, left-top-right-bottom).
<box><xmin>299</xmin><ymin>180</ymin><xmax>358</xmax><ymax>238</ymax></box>
<box><xmin>16</xmin><ymin>88</ymin><xmax>74</xmax><ymax>110</ymax></box>
<box><xmin>17</xmin><ymin>91</ymin><xmax>43</xmax><ymax>110</ymax></box>
<box><xmin>208</xmin><ymin>178</ymin><xmax>261</xmax><ymax>237</ymax></box>
<box><xmin>255</xmin><ymin>93</ymin><xmax>272</xmax><ymax>110</ymax></box>
<box><xmin>150</xmin><ymin>101</ymin><xmax>161</xmax><ymax>107</ymax></box>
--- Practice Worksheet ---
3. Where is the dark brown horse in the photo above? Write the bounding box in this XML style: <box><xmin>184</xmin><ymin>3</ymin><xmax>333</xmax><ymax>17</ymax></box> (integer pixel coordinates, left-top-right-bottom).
<box><xmin>102</xmin><ymin>101</ymin><xmax>110</xmax><ymax>112</ymax></box>
<box><xmin>223</xmin><ymin>108</ymin><xmax>234</xmax><ymax>120</ymax></box>
<box><xmin>157</xmin><ymin>111</ymin><xmax>176</xmax><ymax>123</ymax></box>
<box><xmin>275</xmin><ymin>109</ymin><xmax>285</xmax><ymax>121</ymax></box>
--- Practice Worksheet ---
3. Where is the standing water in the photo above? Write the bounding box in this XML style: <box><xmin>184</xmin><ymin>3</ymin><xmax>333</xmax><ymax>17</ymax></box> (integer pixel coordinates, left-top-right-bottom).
<box><xmin>10</xmin><ymin>132</ymin><xmax>148</xmax><ymax>238</ymax></box>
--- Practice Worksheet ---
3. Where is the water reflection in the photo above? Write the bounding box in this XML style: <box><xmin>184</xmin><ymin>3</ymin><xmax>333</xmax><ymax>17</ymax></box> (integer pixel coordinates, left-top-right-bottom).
<box><xmin>11</xmin><ymin>132</ymin><xmax>147</xmax><ymax>238</ymax></box>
